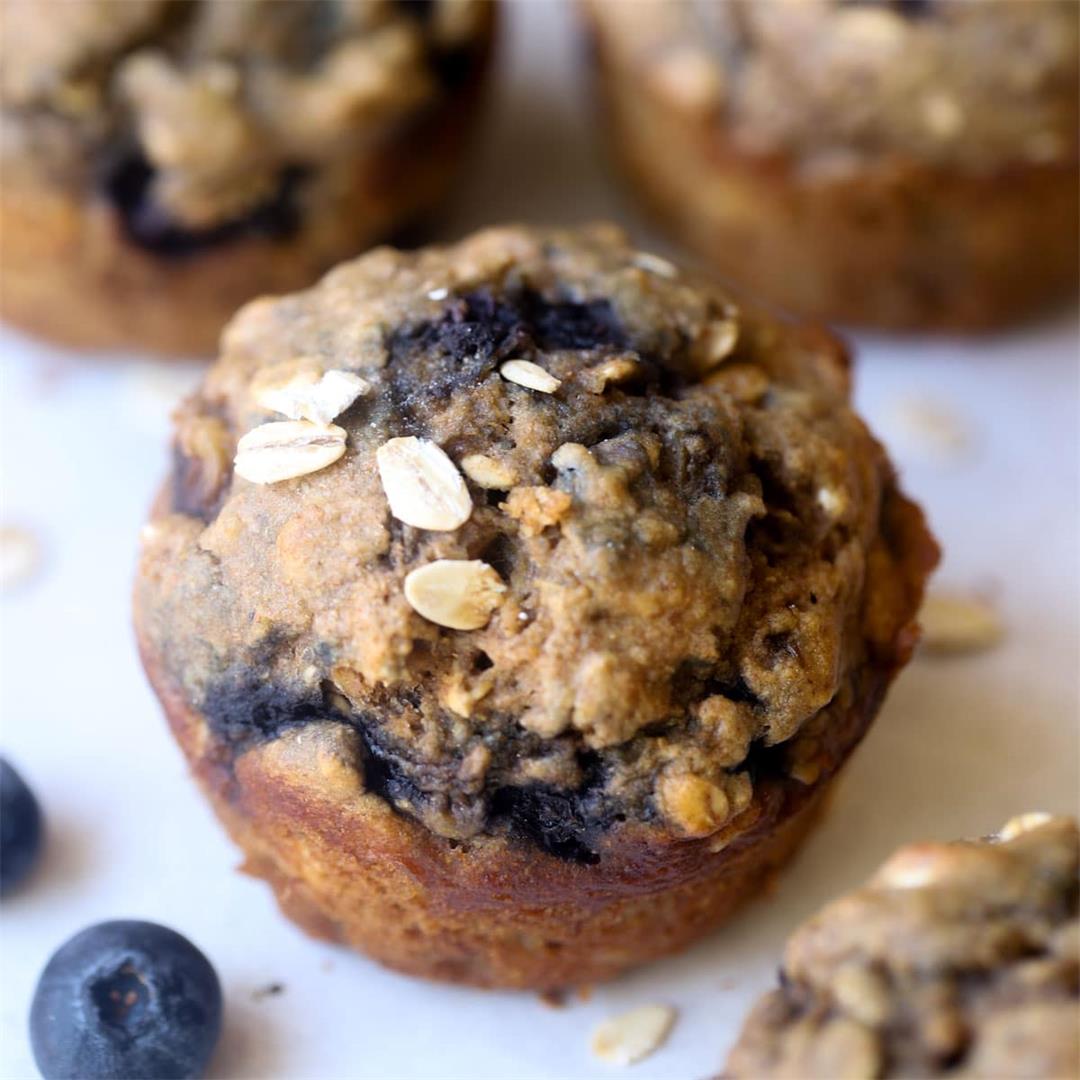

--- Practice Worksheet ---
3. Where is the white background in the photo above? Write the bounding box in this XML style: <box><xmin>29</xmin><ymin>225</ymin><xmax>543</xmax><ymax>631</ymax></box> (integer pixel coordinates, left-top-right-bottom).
<box><xmin>1</xmin><ymin>4</ymin><xmax>1077</xmax><ymax>1078</ymax></box>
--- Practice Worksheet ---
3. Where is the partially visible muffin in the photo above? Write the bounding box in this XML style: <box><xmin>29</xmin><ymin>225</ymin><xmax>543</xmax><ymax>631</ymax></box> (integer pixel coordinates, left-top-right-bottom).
<box><xmin>725</xmin><ymin>814</ymin><xmax>1080</xmax><ymax>1079</ymax></box>
<box><xmin>0</xmin><ymin>0</ymin><xmax>494</xmax><ymax>356</ymax></box>
<box><xmin>134</xmin><ymin>223</ymin><xmax>936</xmax><ymax>989</ymax></box>
<box><xmin>583</xmin><ymin>0</ymin><xmax>1079</xmax><ymax>330</ymax></box>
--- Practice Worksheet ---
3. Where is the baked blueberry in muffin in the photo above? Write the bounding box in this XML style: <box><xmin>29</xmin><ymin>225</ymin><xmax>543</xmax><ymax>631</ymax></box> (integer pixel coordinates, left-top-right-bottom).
<box><xmin>134</xmin><ymin>224</ymin><xmax>937</xmax><ymax>989</ymax></box>
<box><xmin>583</xmin><ymin>0</ymin><xmax>1079</xmax><ymax>330</ymax></box>
<box><xmin>0</xmin><ymin>0</ymin><xmax>494</xmax><ymax>355</ymax></box>
<box><xmin>725</xmin><ymin>814</ymin><xmax>1079</xmax><ymax>1078</ymax></box>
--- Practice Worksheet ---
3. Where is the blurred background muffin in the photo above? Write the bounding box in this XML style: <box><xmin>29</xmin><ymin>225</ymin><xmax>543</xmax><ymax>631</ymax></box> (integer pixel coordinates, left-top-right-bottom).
<box><xmin>0</xmin><ymin>0</ymin><xmax>495</xmax><ymax>356</ymax></box>
<box><xmin>582</xmin><ymin>0</ymin><xmax>1079</xmax><ymax>331</ymax></box>
<box><xmin>724</xmin><ymin>813</ymin><xmax>1079</xmax><ymax>1079</ymax></box>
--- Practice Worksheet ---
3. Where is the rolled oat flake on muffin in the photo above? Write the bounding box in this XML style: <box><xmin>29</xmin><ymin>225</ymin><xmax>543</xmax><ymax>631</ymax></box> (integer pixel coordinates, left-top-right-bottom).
<box><xmin>403</xmin><ymin>559</ymin><xmax>505</xmax><ymax>631</ymax></box>
<box><xmin>376</xmin><ymin>437</ymin><xmax>472</xmax><ymax>532</ymax></box>
<box><xmin>135</xmin><ymin>224</ymin><xmax>937</xmax><ymax>990</ymax></box>
<box><xmin>255</xmin><ymin>368</ymin><xmax>370</xmax><ymax>425</ymax></box>
<box><xmin>233</xmin><ymin>421</ymin><xmax>346</xmax><ymax>484</ymax></box>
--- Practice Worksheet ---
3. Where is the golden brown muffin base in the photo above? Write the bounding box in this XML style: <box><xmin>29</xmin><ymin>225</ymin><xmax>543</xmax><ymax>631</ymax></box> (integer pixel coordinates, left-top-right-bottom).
<box><xmin>588</xmin><ymin>28</ymin><xmax>1079</xmax><ymax>332</ymax></box>
<box><xmin>0</xmin><ymin>35</ymin><xmax>492</xmax><ymax>358</ymax></box>
<box><xmin>136</xmin><ymin>598</ymin><xmax>920</xmax><ymax>991</ymax></box>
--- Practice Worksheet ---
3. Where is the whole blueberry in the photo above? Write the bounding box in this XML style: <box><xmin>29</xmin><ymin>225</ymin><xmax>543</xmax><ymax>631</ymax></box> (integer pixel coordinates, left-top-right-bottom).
<box><xmin>29</xmin><ymin>921</ymin><xmax>222</xmax><ymax>1079</ymax></box>
<box><xmin>0</xmin><ymin>757</ymin><xmax>43</xmax><ymax>895</ymax></box>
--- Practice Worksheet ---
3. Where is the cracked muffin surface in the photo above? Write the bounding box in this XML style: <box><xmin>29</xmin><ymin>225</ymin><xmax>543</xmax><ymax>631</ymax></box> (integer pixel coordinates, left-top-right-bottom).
<box><xmin>583</xmin><ymin>0</ymin><xmax>1079</xmax><ymax>330</ymax></box>
<box><xmin>0</xmin><ymin>0</ymin><xmax>494</xmax><ymax>353</ymax></box>
<box><xmin>135</xmin><ymin>224</ymin><xmax>936</xmax><ymax>986</ymax></box>
<box><xmin>724</xmin><ymin>814</ymin><xmax>1080</xmax><ymax>1079</ymax></box>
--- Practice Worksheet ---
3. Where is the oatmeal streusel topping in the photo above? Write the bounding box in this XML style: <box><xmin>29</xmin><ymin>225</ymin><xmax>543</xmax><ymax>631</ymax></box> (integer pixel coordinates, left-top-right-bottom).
<box><xmin>135</xmin><ymin>224</ymin><xmax>933</xmax><ymax>851</ymax></box>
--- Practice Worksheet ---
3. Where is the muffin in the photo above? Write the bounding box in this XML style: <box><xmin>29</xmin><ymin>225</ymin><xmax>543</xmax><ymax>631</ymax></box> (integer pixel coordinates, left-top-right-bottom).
<box><xmin>583</xmin><ymin>0</ymin><xmax>1080</xmax><ymax>331</ymax></box>
<box><xmin>0</xmin><ymin>0</ymin><xmax>494</xmax><ymax>356</ymax></box>
<box><xmin>725</xmin><ymin>813</ymin><xmax>1080</xmax><ymax>1079</ymax></box>
<box><xmin>133</xmin><ymin>223</ymin><xmax>937</xmax><ymax>989</ymax></box>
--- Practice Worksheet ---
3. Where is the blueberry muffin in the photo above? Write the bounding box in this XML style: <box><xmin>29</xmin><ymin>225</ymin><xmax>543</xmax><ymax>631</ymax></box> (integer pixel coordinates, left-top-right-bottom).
<box><xmin>133</xmin><ymin>224</ymin><xmax>937</xmax><ymax>989</ymax></box>
<box><xmin>0</xmin><ymin>0</ymin><xmax>494</xmax><ymax>356</ymax></box>
<box><xmin>725</xmin><ymin>814</ymin><xmax>1080</xmax><ymax>1079</ymax></box>
<box><xmin>583</xmin><ymin>0</ymin><xmax>1079</xmax><ymax>331</ymax></box>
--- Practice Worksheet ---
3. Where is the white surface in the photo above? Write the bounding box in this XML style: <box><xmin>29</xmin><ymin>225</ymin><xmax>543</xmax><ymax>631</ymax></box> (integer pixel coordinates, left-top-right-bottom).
<box><xmin>1</xmin><ymin>4</ymin><xmax>1078</xmax><ymax>1078</ymax></box>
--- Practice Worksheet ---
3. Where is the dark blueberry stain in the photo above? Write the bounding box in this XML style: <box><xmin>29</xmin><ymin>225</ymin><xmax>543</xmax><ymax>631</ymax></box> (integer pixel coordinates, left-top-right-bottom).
<box><xmin>720</xmin><ymin>676</ymin><xmax>762</xmax><ymax>707</ymax></box>
<box><xmin>396</xmin><ymin>0</ymin><xmax>435</xmax><ymax>23</ymax></box>
<box><xmin>103</xmin><ymin>152</ymin><xmax>305</xmax><ymax>258</ymax></box>
<box><xmin>838</xmin><ymin>0</ymin><xmax>932</xmax><ymax>15</ymax></box>
<box><xmin>170</xmin><ymin>446</ymin><xmax>227</xmax><ymax>524</ymax></box>
<box><xmin>524</xmin><ymin>292</ymin><xmax>627</xmax><ymax>352</ymax></box>
<box><xmin>743</xmin><ymin>737</ymin><xmax>789</xmax><ymax>786</ymax></box>
<box><xmin>892</xmin><ymin>0</ymin><xmax>932</xmax><ymax>15</ymax></box>
<box><xmin>388</xmin><ymin>287</ymin><xmax>629</xmax><ymax>419</ymax></box>
<box><xmin>489</xmin><ymin>785</ymin><xmax>605</xmax><ymax>865</ymax></box>
<box><xmin>489</xmin><ymin>752</ymin><xmax>612</xmax><ymax>865</ymax></box>
<box><xmin>202</xmin><ymin>673</ymin><xmax>327</xmax><ymax>747</ymax></box>
<box><xmin>200</xmin><ymin>674</ymin><xmax>616</xmax><ymax>864</ymax></box>
<box><xmin>350</xmin><ymin>716</ymin><xmax>430</xmax><ymax>813</ymax></box>
<box><xmin>671</xmin><ymin>663</ymin><xmax>763</xmax><ymax>712</ymax></box>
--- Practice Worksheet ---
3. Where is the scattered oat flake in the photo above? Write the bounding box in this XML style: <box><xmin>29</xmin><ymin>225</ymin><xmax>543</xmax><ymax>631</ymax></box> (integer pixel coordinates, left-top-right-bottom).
<box><xmin>633</xmin><ymin>251</ymin><xmax>678</xmax><ymax>279</ymax></box>
<box><xmin>234</xmin><ymin>420</ymin><xmax>347</xmax><ymax>484</ymax></box>
<box><xmin>889</xmin><ymin>398</ymin><xmax>970</xmax><ymax>459</ymax></box>
<box><xmin>695</xmin><ymin>318</ymin><xmax>739</xmax><ymax>371</ymax></box>
<box><xmin>376</xmin><ymin>436</ymin><xmax>472</xmax><ymax>531</ymax></box>
<box><xmin>590</xmin><ymin>1005</ymin><xmax>676</xmax><ymax>1067</ymax></box>
<box><xmin>997</xmin><ymin>812</ymin><xmax>1054</xmax><ymax>842</ymax></box>
<box><xmin>582</xmin><ymin>356</ymin><xmax>640</xmax><ymax>393</ymax></box>
<box><xmin>500</xmin><ymin>360</ymin><xmax>561</xmax><ymax>394</ymax></box>
<box><xmin>427</xmin><ymin>287</ymin><xmax>449</xmax><ymax>300</ymax></box>
<box><xmin>919</xmin><ymin>592</ymin><xmax>1004</xmax><ymax>656</ymax></box>
<box><xmin>0</xmin><ymin>526</ymin><xmax>42</xmax><ymax>592</ymax></box>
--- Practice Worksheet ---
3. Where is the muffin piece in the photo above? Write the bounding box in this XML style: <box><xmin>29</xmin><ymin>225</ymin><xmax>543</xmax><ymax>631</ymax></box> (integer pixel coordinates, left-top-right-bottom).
<box><xmin>725</xmin><ymin>814</ymin><xmax>1080</xmax><ymax>1079</ymax></box>
<box><xmin>0</xmin><ymin>0</ymin><xmax>494</xmax><ymax>356</ymax></box>
<box><xmin>583</xmin><ymin>0</ymin><xmax>1079</xmax><ymax>331</ymax></box>
<box><xmin>133</xmin><ymin>224</ymin><xmax>937</xmax><ymax>989</ymax></box>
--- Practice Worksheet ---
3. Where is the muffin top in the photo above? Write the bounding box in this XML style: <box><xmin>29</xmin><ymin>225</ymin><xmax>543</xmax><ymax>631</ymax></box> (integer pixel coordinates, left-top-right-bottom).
<box><xmin>586</xmin><ymin>0</ymin><xmax>1079</xmax><ymax>172</ymax></box>
<box><xmin>725</xmin><ymin>814</ymin><xmax>1080</xmax><ymax>1078</ymax></box>
<box><xmin>136</xmin><ymin>224</ymin><xmax>932</xmax><ymax>858</ymax></box>
<box><xmin>0</xmin><ymin>0</ymin><xmax>488</xmax><ymax>240</ymax></box>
